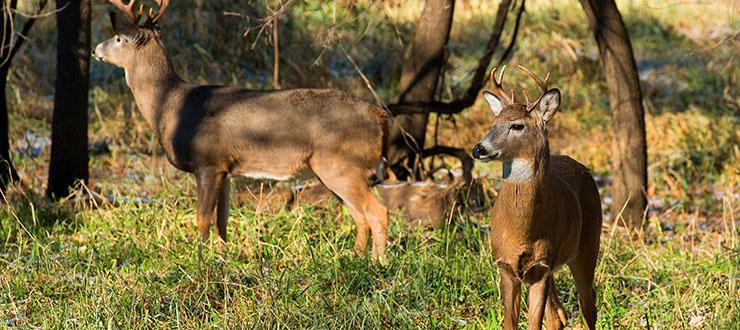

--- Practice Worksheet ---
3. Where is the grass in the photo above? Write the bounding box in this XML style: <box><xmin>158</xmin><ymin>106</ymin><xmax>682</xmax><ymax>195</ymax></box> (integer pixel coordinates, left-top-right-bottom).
<box><xmin>2</xmin><ymin>0</ymin><xmax>739</xmax><ymax>328</ymax></box>
<box><xmin>1</xmin><ymin>186</ymin><xmax>736</xmax><ymax>328</ymax></box>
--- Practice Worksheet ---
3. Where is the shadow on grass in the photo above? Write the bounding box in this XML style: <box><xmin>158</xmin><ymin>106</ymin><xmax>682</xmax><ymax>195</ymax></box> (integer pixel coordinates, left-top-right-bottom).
<box><xmin>0</xmin><ymin>187</ymin><xmax>82</xmax><ymax>244</ymax></box>
<box><xmin>624</xmin><ymin>12</ymin><xmax>734</xmax><ymax>116</ymax></box>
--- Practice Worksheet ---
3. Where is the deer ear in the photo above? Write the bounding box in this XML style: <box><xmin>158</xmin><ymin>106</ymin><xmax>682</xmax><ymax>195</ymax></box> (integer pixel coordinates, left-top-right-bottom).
<box><xmin>110</xmin><ymin>12</ymin><xmax>138</xmax><ymax>36</ymax></box>
<box><xmin>483</xmin><ymin>91</ymin><xmax>504</xmax><ymax>116</ymax></box>
<box><xmin>534</xmin><ymin>88</ymin><xmax>560</xmax><ymax>123</ymax></box>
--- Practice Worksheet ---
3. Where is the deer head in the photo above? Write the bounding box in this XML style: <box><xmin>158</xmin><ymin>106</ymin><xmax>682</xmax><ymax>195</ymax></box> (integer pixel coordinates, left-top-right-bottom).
<box><xmin>92</xmin><ymin>0</ymin><xmax>170</xmax><ymax>70</ymax></box>
<box><xmin>472</xmin><ymin>65</ymin><xmax>561</xmax><ymax>179</ymax></box>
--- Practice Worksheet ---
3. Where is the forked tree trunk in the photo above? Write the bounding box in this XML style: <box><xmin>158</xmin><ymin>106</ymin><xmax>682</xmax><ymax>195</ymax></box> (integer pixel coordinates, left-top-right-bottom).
<box><xmin>386</xmin><ymin>0</ymin><xmax>455</xmax><ymax>179</ymax></box>
<box><xmin>579</xmin><ymin>0</ymin><xmax>648</xmax><ymax>227</ymax></box>
<box><xmin>47</xmin><ymin>0</ymin><xmax>90</xmax><ymax>198</ymax></box>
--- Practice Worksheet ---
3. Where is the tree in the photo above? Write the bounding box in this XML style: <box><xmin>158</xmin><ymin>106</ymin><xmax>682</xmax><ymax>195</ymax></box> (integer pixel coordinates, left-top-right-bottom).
<box><xmin>385</xmin><ymin>0</ymin><xmax>455</xmax><ymax>180</ymax></box>
<box><xmin>0</xmin><ymin>0</ymin><xmax>48</xmax><ymax>191</ymax></box>
<box><xmin>579</xmin><ymin>0</ymin><xmax>648</xmax><ymax>227</ymax></box>
<box><xmin>47</xmin><ymin>0</ymin><xmax>90</xmax><ymax>198</ymax></box>
<box><xmin>384</xmin><ymin>0</ymin><xmax>524</xmax><ymax>184</ymax></box>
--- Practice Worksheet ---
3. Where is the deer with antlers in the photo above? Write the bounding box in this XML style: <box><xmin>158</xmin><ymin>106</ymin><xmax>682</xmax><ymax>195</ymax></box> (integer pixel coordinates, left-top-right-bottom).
<box><xmin>471</xmin><ymin>66</ymin><xmax>602</xmax><ymax>330</ymax></box>
<box><xmin>92</xmin><ymin>0</ymin><xmax>391</xmax><ymax>262</ymax></box>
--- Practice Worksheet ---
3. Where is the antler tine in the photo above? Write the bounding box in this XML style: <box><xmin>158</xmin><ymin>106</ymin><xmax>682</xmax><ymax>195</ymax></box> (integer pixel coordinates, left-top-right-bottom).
<box><xmin>517</xmin><ymin>65</ymin><xmax>549</xmax><ymax>93</ymax></box>
<box><xmin>108</xmin><ymin>0</ymin><xmax>138</xmax><ymax>23</ymax></box>
<box><xmin>487</xmin><ymin>65</ymin><xmax>515</xmax><ymax>104</ymax></box>
<box><xmin>149</xmin><ymin>0</ymin><xmax>170</xmax><ymax>23</ymax></box>
<box><xmin>522</xmin><ymin>88</ymin><xmax>530</xmax><ymax>107</ymax></box>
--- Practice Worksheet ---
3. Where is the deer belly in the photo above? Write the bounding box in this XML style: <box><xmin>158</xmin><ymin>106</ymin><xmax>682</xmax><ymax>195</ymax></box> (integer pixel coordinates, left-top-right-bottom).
<box><xmin>239</xmin><ymin>171</ymin><xmax>294</xmax><ymax>181</ymax></box>
<box><xmin>237</xmin><ymin>168</ymin><xmax>315</xmax><ymax>181</ymax></box>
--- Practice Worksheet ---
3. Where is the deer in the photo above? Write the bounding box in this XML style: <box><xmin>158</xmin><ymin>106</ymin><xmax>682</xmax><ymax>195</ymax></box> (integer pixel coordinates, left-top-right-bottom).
<box><xmin>471</xmin><ymin>66</ymin><xmax>602</xmax><ymax>330</ymax></box>
<box><xmin>92</xmin><ymin>0</ymin><xmax>391</xmax><ymax>263</ymax></box>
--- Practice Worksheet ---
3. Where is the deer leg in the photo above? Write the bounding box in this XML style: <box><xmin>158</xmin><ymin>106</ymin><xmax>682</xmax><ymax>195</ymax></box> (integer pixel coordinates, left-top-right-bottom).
<box><xmin>195</xmin><ymin>168</ymin><xmax>225</xmax><ymax>255</ymax></box>
<box><xmin>310</xmin><ymin>160</ymin><xmax>388</xmax><ymax>263</ymax></box>
<box><xmin>363</xmin><ymin>193</ymin><xmax>388</xmax><ymax>263</ymax></box>
<box><xmin>568</xmin><ymin>256</ymin><xmax>598</xmax><ymax>330</ymax></box>
<box><xmin>216</xmin><ymin>175</ymin><xmax>230</xmax><ymax>243</ymax></box>
<box><xmin>527</xmin><ymin>277</ymin><xmax>549</xmax><ymax>330</ymax></box>
<box><xmin>545</xmin><ymin>275</ymin><xmax>567</xmax><ymax>330</ymax></box>
<box><xmin>345</xmin><ymin>206</ymin><xmax>370</xmax><ymax>255</ymax></box>
<box><xmin>500</xmin><ymin>269</ymin><xmax>522</xmax><ymax>330</ymax></box>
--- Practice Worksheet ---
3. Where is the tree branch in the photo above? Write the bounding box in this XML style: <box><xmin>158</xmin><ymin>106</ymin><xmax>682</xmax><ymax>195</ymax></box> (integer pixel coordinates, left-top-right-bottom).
<box><xmin>496</xmin><ymin>0</ymin><xmax>525</xmax><ymax>67</ymax></box>
<box><xmin>8</xmin><ymin>0</ymin><xmax>48</xmax><ymax>63</ymax></box>
<box><xmin>387</xmin><ymin>0</ymin><xmax>518</xmax><ymax>116</ymax></box>
<box><xmin>421</xmin><ymin>145</ymin><xmax>473</xmax><ymax>184</ymax></box>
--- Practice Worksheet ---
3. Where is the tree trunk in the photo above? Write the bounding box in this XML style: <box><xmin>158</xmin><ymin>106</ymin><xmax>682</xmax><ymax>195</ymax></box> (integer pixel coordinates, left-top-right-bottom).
<box><xmin>47</xmin><ymin>0</ymin><xmax>90</xmax><ymax>198</ymax></box>
<box><xmin>0</xmin><ymin>3</ymin><xmax>19</xmax><ymax>190</ymax></box>
<box><xmin>0</xmin><ymin>69</ymin><xmax>18</xmax><ymax>190</ymax></box>
<box><xmin>579</xmin><ymin>0</ymin><xmax>648</xmax><ymax>227</ymax></box>
<box><xmin>386</xmin><ymin>0</ymin><xmax>455</xmax><ymax>179</ymax></box>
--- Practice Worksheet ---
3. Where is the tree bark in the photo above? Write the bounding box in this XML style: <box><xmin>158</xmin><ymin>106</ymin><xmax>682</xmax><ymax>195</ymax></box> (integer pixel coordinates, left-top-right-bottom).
<box><xmin>1</xmin><ymin>2</ymin><xmax>18</xmax><ymax>190</ymax></box>
<box><xmin>47</xmin><ymin>0</ymin><xmax>90</xmax><ymax>198</ymax></box>
<box><xmin>0</xmin><ymin>68</ymin><xmax>16</xmax><ymax>190</ymax></box>
<box><xmin>1</xmin><ymin>0</ymin><xmax>47</xmax><ymax>190</ymax></box>
<box><xmin>386</xmin><ymin>0</ymin><xmax>455</xmax><ymax>179</ymax></box>
<box><xmin>579</xmin><ymin>0</ymin><xmax>648</xmax><ymax>227</ymax></box>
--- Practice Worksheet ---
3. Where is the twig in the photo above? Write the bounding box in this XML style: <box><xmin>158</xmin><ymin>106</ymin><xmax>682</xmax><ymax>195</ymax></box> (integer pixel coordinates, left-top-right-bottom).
<box><xmin>272</xmin><ymin>5</ymin><xmax>281</xmax><ymax>89</ymax></box>
<box><xmin>495</xmin><ymin>0</ymin><xmax>526</xmax><ymax>68</ymax></box>
<box><xmin>338</xmin><ymin>44</ymin><xmax>423</xmax><ymax>160</ymax></box>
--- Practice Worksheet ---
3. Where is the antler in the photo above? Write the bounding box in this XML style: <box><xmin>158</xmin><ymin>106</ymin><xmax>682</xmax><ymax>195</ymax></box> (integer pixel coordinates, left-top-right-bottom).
<box><xmin>517</xmin><ymin>65</ymin><xmax>550</xmax><ymax>111</ymax></box>
<box><xmin>487</xmin><ymin>66</ymin><xmax>516</xmax><ymax>104</ymax></box>
<box><xmin>148</xmin><ymin>0</ymin><xmax>170</xmax><ymax>23</ymax></box>
<box><xmin>108</xmin><ymin>0</ymin><xmax>138</xmax><ymax>23</ymax></box>
<box><xmin>108</xmin><ymin>0</ymin><xmax>169</xmax><ymax>24</ymax></box>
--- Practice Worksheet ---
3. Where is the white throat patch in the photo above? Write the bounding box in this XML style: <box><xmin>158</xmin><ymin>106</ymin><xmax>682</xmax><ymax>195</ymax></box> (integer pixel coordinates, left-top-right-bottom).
<box><xmin>502</xmin><ymin>158</ymin><xmax>534</xmax><ymax>182</ymax></box>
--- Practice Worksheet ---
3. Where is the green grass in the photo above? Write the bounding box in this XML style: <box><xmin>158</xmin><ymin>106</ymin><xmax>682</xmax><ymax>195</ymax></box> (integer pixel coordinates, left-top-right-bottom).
<box><xmin>1</xmin><ymin>187</ymin><xmax>737</xmax><ymax>328</ymax></box>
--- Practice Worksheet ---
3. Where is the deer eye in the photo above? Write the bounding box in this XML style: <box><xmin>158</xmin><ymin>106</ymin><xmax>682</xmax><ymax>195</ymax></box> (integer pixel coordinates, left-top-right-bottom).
<box><xmin>116</xmin><ymin>37</ymin><xmax>121</xmax><ymax>43</ymax></box>
<box><xmin>510</xmin><ymin>123</ymin><xmax>525</xmax><ymax>131</ymax></box>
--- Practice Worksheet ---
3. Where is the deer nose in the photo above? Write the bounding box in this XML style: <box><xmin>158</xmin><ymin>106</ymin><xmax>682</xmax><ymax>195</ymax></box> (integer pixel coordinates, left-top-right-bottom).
<box><xmin>472</xmin><ymin>144</ymin><xmax>487</xmax><ymax>159</ymax></box>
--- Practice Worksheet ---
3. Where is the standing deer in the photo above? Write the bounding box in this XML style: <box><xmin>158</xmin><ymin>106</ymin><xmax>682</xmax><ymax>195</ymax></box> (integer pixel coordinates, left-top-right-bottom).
<box><xmin>471</xmin><ymin>66</ymin><xmax>602</xmax><ymax>330</ymax></box>
<box><xmin>92</xmin><ymin>0</ymin><xmax>390</xmax><ymax>262</ymax></box>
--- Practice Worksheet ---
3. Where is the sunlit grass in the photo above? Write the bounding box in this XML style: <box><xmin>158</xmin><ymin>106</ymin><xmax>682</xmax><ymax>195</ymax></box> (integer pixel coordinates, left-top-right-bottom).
<box><xmin>0</xmin><ymin>182</ymin><xmax>736</xmax><ymax>328</ymax></box>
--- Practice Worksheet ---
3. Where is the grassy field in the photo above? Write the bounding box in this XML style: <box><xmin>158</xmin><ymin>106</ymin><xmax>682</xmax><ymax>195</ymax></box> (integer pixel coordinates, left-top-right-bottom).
<box><xmin>2</xmin><ymin>0</ymin><xmax>738</xmax><ymax>328</ymax></box>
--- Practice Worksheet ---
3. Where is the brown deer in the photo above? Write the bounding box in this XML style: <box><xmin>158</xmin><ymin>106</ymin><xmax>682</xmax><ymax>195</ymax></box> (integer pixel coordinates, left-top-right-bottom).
<box><xmin>92</xmin><ymin>0</ymin><xmax>390</xmax><ymax>262</ymax></box>
<box><xmin>471</xmin><ymin>66</ymin><xmax>602</xmax><ymax>330</ymax></box>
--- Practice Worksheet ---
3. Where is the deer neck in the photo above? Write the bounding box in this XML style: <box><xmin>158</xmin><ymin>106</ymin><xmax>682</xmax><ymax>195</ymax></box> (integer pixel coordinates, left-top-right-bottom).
<box><xmin>498</xmin><ymin>138</ymin><xmax>551</xmax><ymax>220</ymax></box>
<box><xmin>125</xmin><ymin>43</ymin><xmax>185</xmax><ymax>132</ymax></box>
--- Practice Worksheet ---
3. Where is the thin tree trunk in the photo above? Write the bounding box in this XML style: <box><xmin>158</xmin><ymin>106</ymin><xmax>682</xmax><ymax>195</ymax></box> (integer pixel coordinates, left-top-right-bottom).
<box><xmin>579</xmin><ymin>0</ymin><xmax>648</xmax><ymax>227</ymax></box>
<box><xmin>386</xmin><ymin>0</ymin><xmax>455</xmax><ymax>179</ymax></box>
<box><xmin>47</xmin><ymin>0</ymin><xmax>90</xmax><ymax>198</ymax></box>
<box><xmin>1</xmin><ymin>2</ymin><xmax>17</xmax><ymax>190</ymax></box>
<box><xmin>0</xmin><ymin>69</ymin><xmax>17</xmax><ymax>189</ymax></box>
<box><xmin>1</xmin><ymin>0</ymin><xmax>47</xmax><ymax>190</ymax></box>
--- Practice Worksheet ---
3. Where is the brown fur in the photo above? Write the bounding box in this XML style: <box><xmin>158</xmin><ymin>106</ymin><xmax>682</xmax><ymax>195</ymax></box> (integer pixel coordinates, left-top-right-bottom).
<box><xmin>473</xmin><ymin>70</ymin><xmax>602</xmax><ymax>329</ymax></box>
<box><xmin>93</xmin><ymin>13</ymin><xmax>390</xmax><ymax>261</ymax></box>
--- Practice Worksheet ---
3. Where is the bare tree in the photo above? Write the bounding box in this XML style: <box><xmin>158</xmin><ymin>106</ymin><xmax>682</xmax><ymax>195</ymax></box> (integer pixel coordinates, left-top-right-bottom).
<box><xmin>384</xmin><ymin>0</ymin><xmax>524</xmax><ymax>183</ymax></box>
<box><xmin>47</xmin><ymin>0</ymin><xmax>90</xmax><ymax>198</ymax></box>
<box><xmin>0</xmin><ymin>0</ymin><xmax>48</xmax><ymax>191</ymax></box>
<box><xmin>580</xmin><ymin>0</ymin><xmax>648</xmax><ymax>227</ymax></box>
<box><xmin>384</xmin><ymin>0</ymin><xmax>455</xmax><ymax>180</ymax></box>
